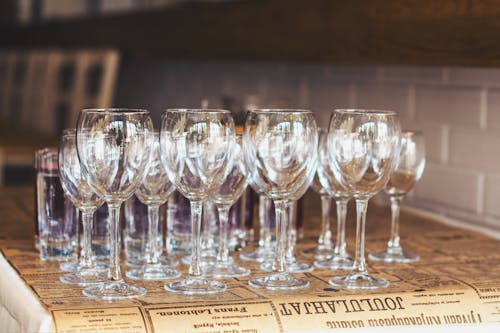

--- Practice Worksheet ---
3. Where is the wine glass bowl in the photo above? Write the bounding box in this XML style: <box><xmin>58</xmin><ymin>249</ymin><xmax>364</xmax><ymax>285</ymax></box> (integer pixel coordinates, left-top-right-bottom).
<box><xmin>327</xmin><ymin>109</ymin><xmax>400</xmax><ymax>290</ymax></box>
<box><xmin>369</xmin><ymin>130</ymin><xmax>426</xmax><ymax>263</ymax></box>
<box><xmin>77</xmin><ymin>108</ymin><xmax>153</xmax><ymax>300</ymax></box>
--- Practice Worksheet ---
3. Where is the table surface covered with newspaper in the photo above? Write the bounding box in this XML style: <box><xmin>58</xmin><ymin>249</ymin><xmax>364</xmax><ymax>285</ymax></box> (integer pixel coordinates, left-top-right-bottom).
<box><xmin>1</xmin><ymin>187</ymin><xmax>500</xmax><ymax>332</ymax></box>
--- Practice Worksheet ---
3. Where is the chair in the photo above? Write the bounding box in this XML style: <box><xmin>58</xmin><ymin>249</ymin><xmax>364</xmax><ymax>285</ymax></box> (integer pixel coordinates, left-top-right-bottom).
<box><xmin>0</xmin><ymin>48</ymin><xmax>120</xmax><ymax>186</ymax></box>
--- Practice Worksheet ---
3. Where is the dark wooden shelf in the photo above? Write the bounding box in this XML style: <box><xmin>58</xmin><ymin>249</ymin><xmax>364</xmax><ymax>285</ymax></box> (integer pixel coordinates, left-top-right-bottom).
<box><xmin>2</xmin><ymin>0</ymin><xmax>500</xmax><ymax>67</ymax></box>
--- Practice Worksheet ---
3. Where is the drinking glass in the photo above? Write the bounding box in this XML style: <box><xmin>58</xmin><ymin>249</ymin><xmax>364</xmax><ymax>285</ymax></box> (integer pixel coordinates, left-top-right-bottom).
<box><xmin>204</xmin><ymin>136</ymin><xmax>250</xmax><ymax>277</ymax></box>
<box><xmin>327</xmin><ymin>109</ymin><xmax>400</xmax><ymax>290</ymax></box>
<box><xmin>77</xmin><ymin>108</ymin><xmax>153</xmax><ymax>299</ymax></box>
<box><xmin>244</xmin><ymin>109</ymin><xmax>318</xmax><ymax>290</ymax></box>
<box><xmin>308</xmin><ymin>130</ymin><xmax>354</xmax><ymax>269</ymax></box>
<box><xmin>126</xmin><ymin>132</ymin><xmax>181</xmax><ymax>280</ymax></box>
<box><xmin>301</xmin><ymin>170</ymin><xmax>335</xmax><ymax>260</ymax></box>
<box><xmin>58</xmin><ymin>129</ymin><xmax>107</xmax><ymax>285</ymax></box>
<box><xmin>36</xmin><ymin>147</ymin><xmax>78</xmax><ymax>261</ymax></box>
<box><xmin>160</xmin><ymin>108</ymin><xmax>235</xmax><ymax>294</ymax></box>
<box><xmin>239</xmin><ymin>191</ymin><xmax>274</xmax><ymax>263</ymax></box>
<box><xmin>301</xmin><ymin>130</ymin><xmax>337</xmax><ymax>260</ymax></box>
<box><xmin>165</xmin><ymin>190</ymin><xmax>192</xmax><ymax>254</ymax></box>
<box><xmin>369</xmin><ymin>130</ymin><xmax>425</xmax><ymax>263</ymax></box>
<box><xmin>260</xmin><ymin>159</ymin><xmax>316</xmax><ymax>273</ymax></box>
<box><xmin>179</xmin><ymin>200</ymin><xmax>220</xmax><ymax>266</ymax></box>
<box><xmin>124</xmin><ymin>196</ymin><xmax>174</xmax><ymax>267</ymax></box>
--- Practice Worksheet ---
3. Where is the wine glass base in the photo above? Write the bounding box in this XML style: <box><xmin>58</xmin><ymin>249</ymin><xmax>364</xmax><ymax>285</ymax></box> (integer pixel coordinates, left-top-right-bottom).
<box><xmin>60</xmin><ymin>269</ymin><xmax>107</xmax><ymax>286</ymax></box>
<box><xmin>329</xmin><ymin>272</ymin><xmax>389</xmax><ymax>290</ymax></box>
<box><xmin>83</xmin><ymin>281</ymin><xmax>147</xmax><ymax>300</ymax></box>
<box><xmin>126</xmin><ymin>264</ymin><xmax>181</xmax><ymax>281</ymax></box>
<box><xmin>203</xmin><ymin>262</ymin><xmax>251</xmax><ymax>278</ymax></box>
<box><xmin>260</xmin><ymin>259</ymin><xmax>314</xmax><ymax>273</ymax></box>
<box><xmin>248</xmin><ymin>273</ymin><xmax>309</xmax><ymax>290</ymax></box>
<box><xmin>368</xmin><ymin>251</ymin><xmax>420</xmax><ymax>263</ymax></box>
<box><xmin>60</xmin><ymin>260</ymin><xmax>107</xmax><ymax>273</ymax></box>
<box><xmin>314</xmin><ymin>256</ymin><xmax>354</xmax><ymax>270</ymax></box>
<box><xmin>239</xmin><ymin>247</ymin><xmax>274</xmax><ymax>263</ymax></box>
<box><xmin>300</xmin><ymin>246</ymin><xmax>336</xmax><ymax>261</ymax></box>
<box><xmin>125</xmin><ymin>256</ymin><xmax>179</xmax><ymax>268</ymax></box>
<box><xmin>164</xmin><ymin>278</ymin><xmax>226</xmax><ymax>295</ymax></box>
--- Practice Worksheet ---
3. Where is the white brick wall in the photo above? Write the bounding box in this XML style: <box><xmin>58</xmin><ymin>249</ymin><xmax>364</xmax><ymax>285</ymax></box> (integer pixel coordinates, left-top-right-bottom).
<box><xmin>115</xmin><ymin>61</ymin><xmax>500</xmax><ymax>232</ymax></box>
<box><xmin>415</xmin><ymin>85</ymin><xmax>482</xmax><ymax>128</ymax></box>
<box><xmin>415</xmin><ymin>163</ymin><xmax>481</xmax><ymax>212</ymax></box>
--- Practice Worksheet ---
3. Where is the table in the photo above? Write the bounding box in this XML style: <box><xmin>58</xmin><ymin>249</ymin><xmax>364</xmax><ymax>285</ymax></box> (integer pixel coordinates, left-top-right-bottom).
<box><xmin>1</xmin><ymin>186</ymin><xmax>500</xmax><ymax>333</ymax></box>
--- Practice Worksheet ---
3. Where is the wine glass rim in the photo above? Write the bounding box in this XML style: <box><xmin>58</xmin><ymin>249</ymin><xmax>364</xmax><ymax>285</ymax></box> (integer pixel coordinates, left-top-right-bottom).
<box><xmin>249</xmin><ymin>108</ymin><xmax>312</xmax><ymax>114</ymax></box>
<box><xmin>164</xmin><ymin>108</ymin><xmax>232</xmax><ymax>114</ymax></box>
<box><xmin>81</xmin><ymin>108</ymin><xmax>150</xmax><ymax>114</ymax></box>
<box><xmin>333</xmin><ymin>108</ymin><xmax>398</xmax><ymax>116</ymax></box>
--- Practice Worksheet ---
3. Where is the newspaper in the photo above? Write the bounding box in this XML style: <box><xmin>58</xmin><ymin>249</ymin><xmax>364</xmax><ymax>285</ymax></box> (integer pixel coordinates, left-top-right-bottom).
<box><xmin>2</xmin><ymin>206</ymin><xmax>500</xmax><ymax>332</ymax></box>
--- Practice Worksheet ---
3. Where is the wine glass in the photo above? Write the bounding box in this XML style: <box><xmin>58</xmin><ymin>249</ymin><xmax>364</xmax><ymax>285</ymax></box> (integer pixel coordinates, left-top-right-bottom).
<box><xmin>301</xmin><ymin>129</ymin><xmax>337</xmax><ymax>260</ymax></box>
<box><xmin>126</xmin><ymin>132</ymin><xmax>181</xmax><ymax>280</ymax></box>
<box><xmin>244</xmin><ymin>109</ymin><xmax>318</xmax><ymax>290</ymax></box>
<box><xmin>239</xmin><ymin>190</ymin><xmax>274</xmax><ymax>263</ymax></box>
<box><xmin>327</xmin><ymin>109</ymin><xmax>400</xmax><ymax>290</ymax></box>
<box><xmin>369</xmin><ymin>130</ymin><xmax>425</xmax><ymax>263</ymax></box>
<box><xmin>160</xmin><ymin>108</ymin><xmax>235</xmax><ymax>294</ymax></box>
<box><xmin>309</xmin><ymin>130</ymin><xmax>354</xmax><ymax>269</ymax></box>
<box><xmin>261</xmin><ymin>158</ymin><xmax>316</xmax><ymax>273</ymax></box>
<box><xmin>58</xmin><ymin>128</ymin><xmax>107</xmax><ymax>285</ymax></box>
<box><xmin>204</xmin><ymin>135</ymin><xmax>250</xmax><ymax>278</ymax></box>
<box><xmin>77</xmin><ymin>108</ymin><xmax>153</xmax><ymax>299</ymax></box>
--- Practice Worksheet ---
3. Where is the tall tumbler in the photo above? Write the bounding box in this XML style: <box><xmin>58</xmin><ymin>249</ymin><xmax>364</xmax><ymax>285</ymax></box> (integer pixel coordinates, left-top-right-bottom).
<box><xmin>36</xmin><ymin>147</ymin><xmax>78</xmax><ymax>261</ymax></box>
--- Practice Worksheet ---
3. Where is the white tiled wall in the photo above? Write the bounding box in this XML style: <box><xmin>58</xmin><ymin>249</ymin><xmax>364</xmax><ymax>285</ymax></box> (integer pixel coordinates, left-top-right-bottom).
<box><xmin>115</xmin><ymin>60</ymin><xmax>500</xmax><ymax>231</ymax></box>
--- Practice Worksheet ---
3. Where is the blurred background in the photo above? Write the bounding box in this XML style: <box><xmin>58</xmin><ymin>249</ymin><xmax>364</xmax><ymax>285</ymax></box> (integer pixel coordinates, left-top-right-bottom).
<box><xmin>2</xmin><ymin>0</ymin><xmax>500</xmax><ymax>232</ymax></box>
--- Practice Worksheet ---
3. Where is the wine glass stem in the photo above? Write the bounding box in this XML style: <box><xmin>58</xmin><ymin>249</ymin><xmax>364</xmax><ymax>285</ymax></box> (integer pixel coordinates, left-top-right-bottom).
<box><xmin>334</xmin><ymin>197</ymin><xmax>349</xmax><ymax>256</ymax></box>
<box><xmin>201</xmin><ymin>202</ymin><xmax>214</xmax><ymax>252</ymax></box>
<box><xmin>216</xmin><ymin>205</ymin><xmax>230</xmax><ymax>263</ymax></box>
<box><xmin>286</xmin><ymin>200</ymin><xmax>296</xmax><ymax>260</ymax></box>
<box><xmin>188</xmin><ymin>200</ymin><xmax>203</xmax><ymax>277</ymax></box>
<box><xmin>388</xmin><ymin>196</ymin><xmax>403</xmax><ymax>249</ymax></box>
<box><xmin>147</xmin><ymin>205</ymin><xmax>160</xmax><ymax>265</ymax></box>
<box><xmin>80</xmin><ymin>208</ymin><xmax>95</xmax><ymax>268</ymax></box>
<box><xmin>262</xmin><ymin>196</ymin><xmax>272</xmax><ymax>250</ymax></box>
<box><xmin>257</xmin><ymin>195</ymin><xmax>267</xmax><ymax>248</ymax></box>
<box><xmin>166</xmin><ymin>198</ymin><xmax>175</xmax><ymax>255</ymax></box>
<box><xmin>273</xmin><ymin>200</ymin><xmax>288</xmax><ymax>273</ymax></box>
<box><xmin>353</xmin><ymin>199</ymin><xmax>369</xmax><ymax>274</ymax></box>
<box><xmin>108</xmin><ymin>204</ymin><xmax>123</xmax><ymax>282</ymax></box>
<box><xmin>318</xmin><ymin>195</ymin><xmax>332</xmax><ymax>249</ymax></box>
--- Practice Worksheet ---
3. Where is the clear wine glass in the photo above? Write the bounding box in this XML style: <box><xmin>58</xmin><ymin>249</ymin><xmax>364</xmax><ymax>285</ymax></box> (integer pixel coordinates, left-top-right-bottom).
<box><xmin>239</xmin><ymin>187</ymin><xmax>274</xmax><ymax>263</ymax></box>
<box><xmin>58</xmin><ymin>129</ymin><xmax>107</xmax><ymax>285</ymax></box>
<box><xmin>126</xmin><ymin>132</ymin><xmax>181</xmax><ymax>280</ymax></box>
<box><xmin>310</xmin><ymin>130</ymin><xmax>354</xmax><ymax>269</ymax></box>
<box><xmin>244</xmin><ymin>109</ymin><xmax>318</xmax><ymax>290</ymax></box>
<box><xmin>260</xmin><ymin>159</ymin><xmax>316</xmax><ymax>273</ymax></box>
<box><xmin>77</xmin><ymin>108</ymin><xmax>153</xmax><ymax>299</ymax></box>
<box><xmin>327</xmin><ymin>109</ymin><xmax>400</xmax><ymax>290</ymax></box>
<box><xmin>301</xmin><ymin>129</ymin><xmax>337</xmax><ymax>260</ymax></box>
<box><xmin>160</xmin><ymin>108</ymin><xmax>235</xmax><ymax>294</ymax></box>
<box><xmin>204</xmin><ymin>135</ymin><xmax>250</xmax><ymax>278</ymax></box>
<box><xmin>369</xmin><ymin>130</ymin><xmax>425</xmax><ymax>263</ymax></box>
